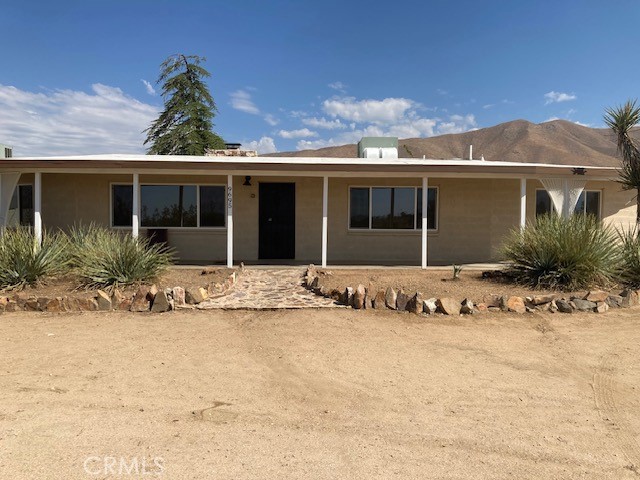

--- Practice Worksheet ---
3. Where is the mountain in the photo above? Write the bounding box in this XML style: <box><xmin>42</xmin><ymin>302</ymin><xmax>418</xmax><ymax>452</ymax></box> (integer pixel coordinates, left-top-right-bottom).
<box><xmin>268</xmin><ymin>119</ymin><xmax>640</xmax><ymax>167</ymax></box>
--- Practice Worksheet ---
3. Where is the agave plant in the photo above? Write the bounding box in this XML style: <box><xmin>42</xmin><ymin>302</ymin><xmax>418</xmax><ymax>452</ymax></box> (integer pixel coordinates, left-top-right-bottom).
<box><xmin>0</xmin><ymin>227</ymin><xmax>70</xmax><ymax>290</ymax></box>
<box><xmin>502</xmin><ymin>214</ymin><xmax>621</xmax><ymax>290</ymax></box>
<box><xmin>617</xmin><ymin>227</ymin><xmax>640</xmax><ymax>287</ymax></box>
<box><xmin>68</xmin><ymin>224</ymin><xmax>175</xmax><ymax>288</ymax></box>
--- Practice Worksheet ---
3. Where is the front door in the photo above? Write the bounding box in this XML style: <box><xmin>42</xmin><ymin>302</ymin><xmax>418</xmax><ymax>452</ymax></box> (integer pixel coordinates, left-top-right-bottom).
<box><xmin>259</xmin><ymin>183</ymin><xmax>295</xmax><ymax>259</ymax></box>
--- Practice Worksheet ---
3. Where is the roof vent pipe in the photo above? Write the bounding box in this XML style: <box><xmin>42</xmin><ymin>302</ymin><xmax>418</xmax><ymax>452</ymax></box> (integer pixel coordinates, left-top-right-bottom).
<box><xmin>469</xmin><ymin>144</ymin><xmax>473</xmax><ymax>160</ymax></box>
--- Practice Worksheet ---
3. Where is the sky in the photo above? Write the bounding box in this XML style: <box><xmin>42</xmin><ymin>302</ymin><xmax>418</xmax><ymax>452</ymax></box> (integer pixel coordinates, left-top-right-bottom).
<box><xmin>1</xmin><ymin>0</ymin><xmax>639</xmax><ymax>156</ymax></box>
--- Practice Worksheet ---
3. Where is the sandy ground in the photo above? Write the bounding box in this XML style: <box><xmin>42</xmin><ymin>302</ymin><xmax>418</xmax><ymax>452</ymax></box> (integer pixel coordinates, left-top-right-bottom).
<box><xmin>1</xmin><ymin>309</ymin><xmax>640</xmax><ymax>479</ymax></box>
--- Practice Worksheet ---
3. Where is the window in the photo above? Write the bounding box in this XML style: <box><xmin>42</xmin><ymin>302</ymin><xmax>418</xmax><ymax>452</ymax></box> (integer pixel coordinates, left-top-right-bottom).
<box><xmin>7</xmin><ymin>185</ymin><xmax>33</xmax><ymax>226</ymax></box>
<box><xmin>4</xmin><ymin>148</ymin><xmax>12</xmax><ymax>158</ymax></box>
<box><xmin>349</xmin><ymin>186</ymin><xmax>438</xmax><ymax>230</ymax></box>
<box><xmin>535</xmin><ymin>189</ymin><xmax>601</xmax><ymax>219</ymax></box>
<box><xmin>111</xmin><ymin>184</ymin><xmax>226</xmax><ymax>228</ymax></box>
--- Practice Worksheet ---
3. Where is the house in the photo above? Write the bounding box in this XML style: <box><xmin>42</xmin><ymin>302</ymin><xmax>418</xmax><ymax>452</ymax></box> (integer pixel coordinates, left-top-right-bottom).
<box><xmin>0</xmin><ymin>134</ymin><xmax>633</xmax><ymax>267</ymax></box>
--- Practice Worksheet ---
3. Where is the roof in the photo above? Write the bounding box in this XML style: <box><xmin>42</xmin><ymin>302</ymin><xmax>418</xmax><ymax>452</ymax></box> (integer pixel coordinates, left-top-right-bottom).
<box><xmin>0</xmin><ymin>153</ymin><xmax>618</xmax><ymax>179</ymax></box>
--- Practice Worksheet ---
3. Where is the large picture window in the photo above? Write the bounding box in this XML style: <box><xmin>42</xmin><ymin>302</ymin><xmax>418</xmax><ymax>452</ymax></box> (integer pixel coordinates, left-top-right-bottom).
<box><xmin>111</xmin><ymin>184</ymin><xmax>226</xmax><ymax>228</ymax></box>
<box><xmin>7</xmin><ymin>185</ymin><xmax>33</xmax><ymax>226</ymax></box>
<box><xmin>535</xmin><ymin>189</ymin><xmax>601</xmax><ymax>219</ymax></box>
<box><xmin>349</xmin><ymin>186</ymin><xmax>438</xmax><ymax>230</ymax></box>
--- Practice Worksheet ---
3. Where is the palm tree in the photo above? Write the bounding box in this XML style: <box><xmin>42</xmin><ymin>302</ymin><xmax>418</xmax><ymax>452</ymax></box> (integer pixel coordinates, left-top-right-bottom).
<box><xmin>604</xmin><ymin>100</ymin><xmax>640</xmax><ymax>225</ymax></box>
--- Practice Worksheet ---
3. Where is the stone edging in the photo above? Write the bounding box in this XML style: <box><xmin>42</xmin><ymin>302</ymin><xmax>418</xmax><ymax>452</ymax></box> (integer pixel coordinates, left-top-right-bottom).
<box><xmin>0</xmin><ymin>269</ymin><xmax>240</xmax><ymax>314</ymax></box>
<box><xmin>303</xmin><ymin>264</ymin><xmax>639</xmax><ymax>315</ymax></box>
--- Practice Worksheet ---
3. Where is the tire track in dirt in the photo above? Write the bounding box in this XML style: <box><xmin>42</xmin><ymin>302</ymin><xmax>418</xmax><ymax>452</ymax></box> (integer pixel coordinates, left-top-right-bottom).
<box><xmin>593</xmin><ymin>351</ymin><xmax>640</xmax><ymax>474</ymax></box>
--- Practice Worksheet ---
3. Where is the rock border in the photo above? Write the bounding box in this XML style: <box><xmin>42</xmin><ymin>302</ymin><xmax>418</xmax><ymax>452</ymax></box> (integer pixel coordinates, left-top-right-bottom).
<box><xmin>303</xmin><ymin>265</ymin><xmax>637</xmax><ymax>316</ymax></box>
<box><xmin>0</xmin><ymin>269</ymin><xmax>240</xmax><ymax>314</ymax></box>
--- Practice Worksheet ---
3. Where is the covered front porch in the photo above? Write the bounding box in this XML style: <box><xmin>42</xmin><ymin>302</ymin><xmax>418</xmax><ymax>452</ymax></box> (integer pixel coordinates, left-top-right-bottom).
<box><xmin>0</xmin><ymin>154</ymin><xmax>629</xmax><ymax>268</ymax></box>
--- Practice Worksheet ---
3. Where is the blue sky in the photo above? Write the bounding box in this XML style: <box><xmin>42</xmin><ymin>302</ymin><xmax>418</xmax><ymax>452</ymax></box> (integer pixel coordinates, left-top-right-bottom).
<box><xmin>1</xmin><ymin>0</ymin><xmax>639</xmax><ymax>156</ymax></box>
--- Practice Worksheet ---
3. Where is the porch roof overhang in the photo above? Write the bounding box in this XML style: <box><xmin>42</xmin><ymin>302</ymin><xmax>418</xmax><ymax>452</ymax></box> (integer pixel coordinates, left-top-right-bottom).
<box><xmin>0</xmin><ymin>154</ymin><xmax>619</xmax><ymax>180</ymax></box>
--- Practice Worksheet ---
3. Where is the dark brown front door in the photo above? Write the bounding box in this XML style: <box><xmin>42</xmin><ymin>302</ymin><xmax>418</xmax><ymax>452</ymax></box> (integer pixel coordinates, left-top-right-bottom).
<box><xmin>259</xmin><ymin>183</ymin><xmax>295</xmax><ymax>259</ymax></box>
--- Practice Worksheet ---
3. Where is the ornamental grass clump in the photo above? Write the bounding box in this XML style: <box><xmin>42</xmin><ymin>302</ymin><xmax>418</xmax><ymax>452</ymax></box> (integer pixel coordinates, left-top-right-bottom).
<box><xmin>0</xmin><ymin>227</ymin><xmax>70</xmax><ymax>290</ymax></box>
<box><xmin>69</xmin><ymin>224</ymin><xmax>174</xmax><ymax>288</ymax></box>
<box><xmin>501</xmin><ymin>214</ymin><xmax>620</xmax><ymax>290</ymax></box>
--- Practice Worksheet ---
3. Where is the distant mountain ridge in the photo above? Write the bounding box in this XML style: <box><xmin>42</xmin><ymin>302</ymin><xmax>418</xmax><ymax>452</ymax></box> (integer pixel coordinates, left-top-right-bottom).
<box><xmin>268</xmin><ymin>119</ymin><xmax>640</xmax><ymax>167</ymax></box>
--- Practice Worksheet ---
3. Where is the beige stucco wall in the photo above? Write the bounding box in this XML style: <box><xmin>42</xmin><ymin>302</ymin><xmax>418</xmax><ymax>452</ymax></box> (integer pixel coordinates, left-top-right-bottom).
<box><xmin>17</xmin><ymin>173</ymin><xmax>638</xmax><ymax>265</ymax></box>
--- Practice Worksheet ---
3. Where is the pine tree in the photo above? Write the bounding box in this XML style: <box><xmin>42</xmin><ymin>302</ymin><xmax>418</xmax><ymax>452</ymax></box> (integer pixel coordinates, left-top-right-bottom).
<box><xmin>144</xmin><ymin>54</ymin><xmax>225</xmax><ymax>155</ymax></box>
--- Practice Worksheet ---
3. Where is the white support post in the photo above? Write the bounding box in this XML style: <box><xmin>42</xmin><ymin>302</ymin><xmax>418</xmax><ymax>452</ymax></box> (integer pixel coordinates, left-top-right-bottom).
<box><xmin>132</xmin><ymin>173</ymin><xmax>140</xmax><ymax>238</ymax></box>
<box><xmin>321</xmin><ymin>176</ymin><xmax>328</xmax><ymax>268</ymax></box>
<box><xmin>520</xmin><ymin>178</ymin><xmax>527</xmax><ymax>230</ymax></box>
<box><xmin>34</xmin><ymin>172</ymin><xmax>42</xmax><ymax>247</ymax></box>
<box><xmin>562</xmin><ymin>179</ymin><xmax>570</xmax><ymax>218</ymax></box>
<box><xmin>421</xmin><ymin>177</ymin><xmax>428</xmax><ymax>269</ymax></box>
<box><xmin>227</xmin><ymin>175</ymin><xmax>233</xmax><ymax>268</ymax></box>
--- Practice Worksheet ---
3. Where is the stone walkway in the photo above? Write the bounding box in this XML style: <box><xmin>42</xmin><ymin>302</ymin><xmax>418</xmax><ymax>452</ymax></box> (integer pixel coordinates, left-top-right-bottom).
<box><xmin>197</xmin><ymin>268</ymin><xmax>338</xmax><ymax>310</ymax></box>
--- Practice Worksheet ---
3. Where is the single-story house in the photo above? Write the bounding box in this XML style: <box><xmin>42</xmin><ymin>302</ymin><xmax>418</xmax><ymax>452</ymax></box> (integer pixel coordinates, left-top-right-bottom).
<box><xmin>0</xmin><ymin>137</ymin><xmax>634</xmax><ymax>268</ymax></box>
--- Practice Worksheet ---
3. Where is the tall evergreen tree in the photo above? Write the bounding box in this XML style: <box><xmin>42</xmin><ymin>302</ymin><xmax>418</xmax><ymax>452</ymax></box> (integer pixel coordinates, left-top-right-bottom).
<box><xmin>604</xmin><ymin>100</ymin><xmax>640</xmax><ymax>224</ymax></box>
<box><xmin>144</xmin><ymin>54</ymin><xmax>225</xmax><ymax>155</ymax></box>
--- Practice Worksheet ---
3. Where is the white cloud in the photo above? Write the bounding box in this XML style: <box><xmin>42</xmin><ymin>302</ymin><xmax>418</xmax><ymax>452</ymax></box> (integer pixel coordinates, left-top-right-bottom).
<box><xmin>323</xmin><ymin>96</ymin><xmax>414</xmax><ymax>124</ymax></box>
<box><xmin>263</xmin><ymin>113</ymin><xmax>279</xmax><ymax>126</ymax></box>
<box><xmin>278</xmin><ymin>128</ymin><xmax>318</xmax><ymax>139</ymax></box>
<box><xmin>0</xmin><ymin>83</ymin><xmax>159</xmax><ymax>156</ymax></box>
<box><xmin>544</xmin><ymin>91</ymin><xmax>577</xmax><ymax>105</ymax></box>
<box><xmin>436</xmin><ymin>114</ymin><xmax>477</xmax><ymax>135</ymax></box>
<box><xmin>301</xmin><ymin>116</ymin><xmax>347</xmax><ymax>130</ymax></box>
<box><xmin>141</xmin><ymin>79</ymin><xmax>156</xmax><ymax>96</ymax></box>
<box><xmin>328</xmin><ymin>81</ymin><xmax>347</xmax><ymax>92</ymax></box>
<box><xmin>543</xmin><ymin>116</ymin><xmax>561</xmax><ymax>122</ymax></box>
<box><xmin>230</xmin><ymin>89</ymin><xmax>260</xmax><ymax>114</ymax></box>
<box><xmin>241</xmin><ymin>136</ymin><xmax>277</xmax><ymax>154</ymax></box>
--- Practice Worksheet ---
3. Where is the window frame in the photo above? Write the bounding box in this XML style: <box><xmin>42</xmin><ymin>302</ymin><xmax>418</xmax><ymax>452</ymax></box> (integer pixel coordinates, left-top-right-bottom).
<box><xmin>109</xmin><ymin>182</ymin><xmax>228</xmax><ymax>230</ymax></box>
<box><xmin>7</xmin><ymin>183</ymin><xmax>34</xmax><ymax>227</ymax></box>
<box><xmin>534</xmin><ymin>188</ymin><xmax>602</xmax><ymax>218</ymax></box>
<box><xmin>348</xmin><ymin>185</ymin><xmax>439</xmax><ymax>232</ymax></box>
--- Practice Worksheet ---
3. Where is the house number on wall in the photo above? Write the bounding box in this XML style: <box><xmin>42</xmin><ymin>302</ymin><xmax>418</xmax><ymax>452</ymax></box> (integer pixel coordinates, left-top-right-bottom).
<box><xmin>227</xmin><ymin>186</ymin><xmax>233</xmax><ymax>210</ymax></box>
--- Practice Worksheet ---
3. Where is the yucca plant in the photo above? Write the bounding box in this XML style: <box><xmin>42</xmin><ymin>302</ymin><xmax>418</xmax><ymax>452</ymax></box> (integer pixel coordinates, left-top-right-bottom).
<box><xmin>69</xmin><ymin>224</ymin><xmax>175</xmax><ymax>288</ymax></box>
<box><xmin>0</xmin><ymin>227</ymin><xmax>70</xmax><ymax>290</ymax></box>
<box><xmin>617</xmin><ymin>227</ymin><xmax>640</xmax><ymax>287</ymax></box>
<box><xmin>502</xmin><ymin>214</ymin><xmax>621</xmax><ymax>290</ymax></box>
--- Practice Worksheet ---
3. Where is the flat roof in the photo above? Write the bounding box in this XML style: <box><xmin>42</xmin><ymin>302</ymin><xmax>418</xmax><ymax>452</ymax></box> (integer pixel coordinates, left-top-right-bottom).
<box><xmin>0</xmin><ymin>154</ymin><xmax>618</xmax><ymax>179</ymax></box>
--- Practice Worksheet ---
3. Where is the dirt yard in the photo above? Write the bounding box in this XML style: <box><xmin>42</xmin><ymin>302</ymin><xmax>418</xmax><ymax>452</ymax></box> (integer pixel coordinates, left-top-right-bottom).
<box><xmin>316</xmin><ymin>268</ymin><xmax>584</xmax><ymax>300</ymax></box>
<box><xmin>1</xmin><ymin>308</ymin><xmax>640</xmax><ymax>479</ymax></box>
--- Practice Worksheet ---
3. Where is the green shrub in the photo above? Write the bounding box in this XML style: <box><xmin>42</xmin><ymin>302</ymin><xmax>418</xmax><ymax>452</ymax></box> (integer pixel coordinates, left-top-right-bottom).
<box><xmin>0</xmin><ymin>227</ymin><xmax>70</xmax><ymax>290</ymax></box>
<box><xmin>69</xmin><ymin>224</ymin><xmax>174</xmax><ymax>288</ymax></box>
<box><xmin>617</xmin><ymin>227</ymin><xmax>640</xmax><ymax>287</ymax></box>
<box><xmin>501</xmin><ymin>214</ymin><xmax>620</xmax><ymax>290</ymax></box>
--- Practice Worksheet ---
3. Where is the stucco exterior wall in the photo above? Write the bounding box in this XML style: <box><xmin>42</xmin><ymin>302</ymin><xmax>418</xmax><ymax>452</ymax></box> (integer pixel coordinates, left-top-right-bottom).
<box><xmin>17</xmin><ymin>173</ymin><xmax>638</xmax><ymax>265</ymax></box>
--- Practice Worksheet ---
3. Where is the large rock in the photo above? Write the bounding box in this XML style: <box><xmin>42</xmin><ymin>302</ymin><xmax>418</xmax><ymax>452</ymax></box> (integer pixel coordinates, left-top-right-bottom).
<box><xmin>396</xmin><ymin>290</ymin><xmax>410</xmax><ymax>311</ymax></box>
<box><xmin>505</xmin><ymin>296</ymin><xmax>526</xmax><ymax>314</ymax></box>
<box><xmin>460</xmin><ymin>298</ymin><xmax>474</xmax><ymax>315</ymax></box>
<box><xmin>131</xmin><ymin>286</ymin><xmax>152</xmax><ymax>312</ymax></box>
<box><xmin>584</xmin><ymin>290</ymin><xmax>609</xmax><ymax>303</ymax></box>
<box><xmin>385</xmin><ymin>287</ymin><xmax>397</xmax><ymax>310</ymax></box>
<box><xmin>342</xmin><ymin>287</ymin><xmax>354</xmax><ymax>306</ymax></box>
<box><xmin>556</xmin><ymin>299</ymin><xmax>574</xmax><ymax>313</ymax></box>
<box><xmin>532</xmin><ymin>294</ymin><xmax>556</xmax><ymax>306</ymax></box>
<box><xmin>111</xmin><ymin>289</ymin><xmax>125</xmax><ymax>307</ymax></box>
<box><xmin>353</xmin><ymin>284</ymin><xmax>366</xmax><ymax>309</ymax></box>
<box><xmin>407</xmin><ymin>292</ymin><xmax>424</xmax><ymax>315</ymax></box>
<box><xmin>572</xmin><ymin>298</ymin><xmax>596</xmax><ymax>312</ymax></box>
<box><xmin>436</xmin><ymin>297</ymin><xmax>460</xmax><ymax>315</ymax></box>
<box><xmin>482</xmin><ymin>295</ymin><xmax>501</xmax><ymax>308</ymax></box>
<box><xmin>606</xmin><ymin>295</ymin><xmax>623</xmax><ymax>308</ymax></box>
<box><xmin>364</xmin><ymin>290</ymin><xmax>373</xmax><ymax>309</ymax></box>
<box><xmin>621</xmin><ymin>290</ymin><xmax>639</xmax><ymax>308</ymax></box>
<box><xmin>185</xmin><ymin>287</ymin><xmax>208</xmax><ymax>305</ymax></box>
<box><xmin>595</xmin><ymin>302</ymin><xmax>609</xmax><ymax>314</ymax></box>
<box><xmin>76</xmin><ymin>297</ymin><xmax>98</xmax><ymax>311</ymax></box>
<box><xmin>151</xmin><ymin>291</ymin><xmax>171</xmax><ymax>313</ymax></box>
<box><xmin>373</xmin><ymin>290</ymin><xmax>387</xmax><ymax>310</ymax></box>
<box><xmin>423</xmin><ymin>298</ymin><xmax>438</xmax><ymax>314</ymax></box>
<box><xmin>44</xmin><ymin>297</ymin><xmax>67</xmax><ymax>313</ymax></box>
<box><xmin>95</xmin><ymin>290</ymin><xmax>112</xmax><ymax>311</ymax></box>
<box><xmin>172</xmin><ymin>286</ymin><xmax>186</xmax><ymax>307</ymax></box>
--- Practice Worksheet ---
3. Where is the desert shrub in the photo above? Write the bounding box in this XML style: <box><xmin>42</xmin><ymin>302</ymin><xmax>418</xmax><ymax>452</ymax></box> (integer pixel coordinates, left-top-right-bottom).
<box><xmin>617</xmin><ymin>227</ymin><xmax>640</xmax><ymax>287</ymax></box>
<box><xmin>0</xmin><ymin>227</ymin><xmax>70</xmax><ymax>290</ymax></box>
<box><xmin>69</xmin><ymin>224</ymin><xmax>174</xmax><ymax>288</ymax></box>
<box><xmin>501</xmin><ymin>214</ymin><xmax>620</xmax><ymax>290</ymax></box>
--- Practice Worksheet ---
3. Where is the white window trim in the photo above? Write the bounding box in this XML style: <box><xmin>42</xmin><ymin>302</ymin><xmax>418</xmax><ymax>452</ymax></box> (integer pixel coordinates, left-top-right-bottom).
<box><xmin>109</xmin><ymin>182</ymin><xmax>227</xmax><ymax>230</ymax></box>
<box><xmin>535</xmin><ymin>188</ymin><xmax>602</xmax><ymax>218</ymax></box>
<box><xmin>347</xmin><ymin>185</ymin><xmax>439</xmax><ymax>233</ymax></box>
